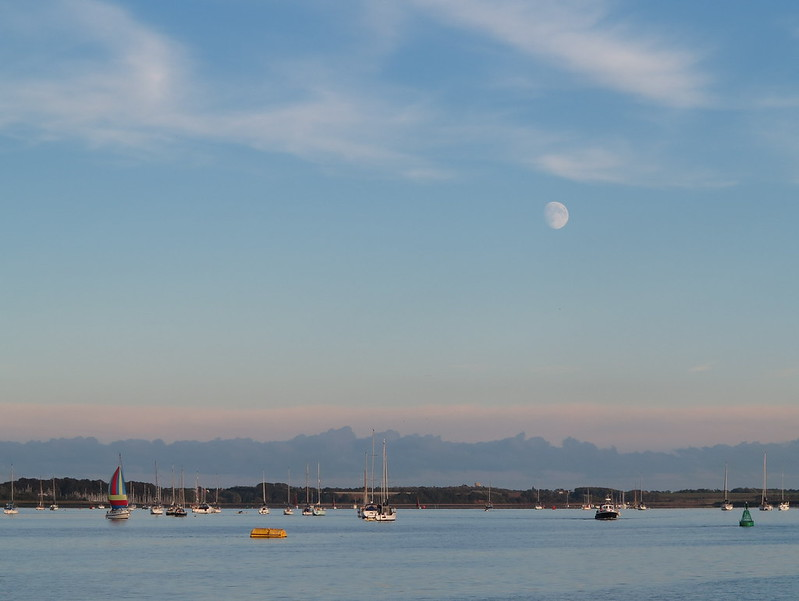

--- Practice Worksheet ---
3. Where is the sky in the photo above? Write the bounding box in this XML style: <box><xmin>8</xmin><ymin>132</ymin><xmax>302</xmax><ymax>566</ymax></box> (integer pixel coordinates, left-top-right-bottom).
<box><xmin>2</xmin><ymin>0</ymin><xmax>799</xmax><ymax>452</ymax></box>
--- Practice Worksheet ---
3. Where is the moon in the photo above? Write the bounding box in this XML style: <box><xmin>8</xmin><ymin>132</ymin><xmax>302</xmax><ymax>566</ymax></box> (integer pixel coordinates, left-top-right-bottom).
<box><xmin>544</xmin><ymin>201</ymin><xmax>569</xmax><ymax>229</ymax></box>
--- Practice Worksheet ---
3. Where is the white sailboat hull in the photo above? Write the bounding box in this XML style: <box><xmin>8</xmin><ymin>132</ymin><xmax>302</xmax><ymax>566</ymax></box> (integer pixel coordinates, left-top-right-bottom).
<box><xmin>106</xmin><ymin>508</ymin><xmax>131</xmax><ymax>520</ymax></box>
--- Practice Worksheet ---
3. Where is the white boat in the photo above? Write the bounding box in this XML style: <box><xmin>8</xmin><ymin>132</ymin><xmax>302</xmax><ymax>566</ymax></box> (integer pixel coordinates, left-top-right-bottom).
<box><xmin>635</xmin><ymin>480</ymin><xmax>647</xmax><ymax>510</ymax></box>
<box><xmin>169</xmin><ymin>469</ymin><xmax>188</xmax><ymax>517</ymax></box>
<box><xmin>301</xmin><ymin>464</ymin><xmax>313</xmax><ymax>515</ymax></box>
<box><xmin>312</xmin><ymin>463</ymin><xmax>326</xmax><ymax>516</ymax></box>
<box><xmin>594</xmin><ymin>495</ymin><xmax>620</xmax><ymax>520</ymax></box>
<box><xmin>191</xmin><ymin>475</ymin><xmax>214</xmax><ymax>513</ymax></box>
<box><xmin>193</xmin><ymin>502</ymin><xmax>214</xmax><ymax>514</ymax></box>
<box><xmin>150</xmin><ymin>462</ymin><xmax>164</xmax><ymax>515</ymax></box>
<box><xmin>759</xmin><ymin>453</ymin><xmax>773</xmax><ymax>511</ymax></box>
<box><xmin>49</xmin><ymin>477</ymin><xmax>59</xmax><ymax>510</ymax></box>
<box><xmin>210</xmin><ymin>487</ymin><xmax>222</xmax><ymax>513</ymax></box>
<box><xmin>35</xmin><ymin>480</ymin><xmax>46</xmax><ymax>510</ymax></box>
<box><xmin>258</xmin><ymin>472</ymin><xmax>270</xmax><ymax>515</ymax></box>
<box><xmin>779</xmin><ymin>473</ymin><xmax>789</xmax><ymax>511</ymax></box>
<box><xmin>720</xmin><ymin>463</ymin><xmax>733</xmax><ymax>511</ymax></box>
<box><xmin>283</xmin><ymin>469</ymin><xmax>294</xmax><ymax>515</ymax></box>
<box><xmin>360</xmin><ymin>436</ymin><xmax>396</xmax><ymax>522</ymax></box>
<box><xmin>3</xmin><ymin>466</ymin><xmax>19</xmax><ymax>514</ymax></box>
<box><xmin>106</xmin><ymin>461</ymin><xmax>131</xmax><ymax>520</ymax></box>
<box><xmin>484</xmin><ymin>484</ymin><xmax>493</xmax><ymax>511</ymax></box>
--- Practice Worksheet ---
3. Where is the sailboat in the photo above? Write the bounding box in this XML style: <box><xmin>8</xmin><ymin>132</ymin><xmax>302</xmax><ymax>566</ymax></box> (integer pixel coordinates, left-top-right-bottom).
<box><xmin>534</xmin><ymin>486</ymin><xmax>543</xmax><ymax>510</ymax></box>
<box><xmin>49</xmin><ymin>477</ymin><xmax>59</xmax><ymax>510</ymax></box>
<box><xmin>106</xmin><ymin>462</ymin><xmax>131</xmax><ymax>520</ymax></box>
<box><xmin>4</xmin><ymin>466</ymin><xmax>19</xmax><ymax>514</ymax></box>
<box><xmin>360</xmin><ymin>436</ymin><xmax>396</xmax><ymax>522</ymax></box>
<box><xmin>302</xmin><ymin>465</ymin><xmax>313</xmax><ymax>515</ymax></box>
<box><xmin>779</xmin><ymin>473</ymin><xmax>789</xmax><ymax>511</ymax></box>
<box><xmin>258</xmin><ymin>473</ymin><xmax>270</xmax><ymax>515</ymax></box>
<box><xmin>36</xmin><ymin>480</ymin><xmax>46</xmax><ymax>510</ymax></box>
<box><xmin>283</xmin><ymin>469</ymin><xmax>294</xmax><ymax>515</ymax></box>
<box><xmin>150</xmin><ymin>462</ymin><xmax>164</xmax><ymax>515</ymax></box>
<box><xmin>720</xmin><ymin>463</ymin><xmax>733</xmax><ymax>511</ymax></box>
<box><xmin>484</xmin><ymin>484</ymin><xmax>493</xmax><ymax>510</ymax></box>
<box><xmin>358</xmin><ymin>451</ymin><xmax>370</xmax><ymax>518</ymax></box>
<box><xmin>192</xmin><ymin>475</ymin><xmax>213</xmax><ymax>513</ymax></box>
<box><xmin>167</xmin><ymin>468</ymin><xmax>187</xmax><ymax>517</ymax></box>
<box><xmin>759</xmin><ymin>452</ymin><xmax>773</xmax><ymax>511</ymax></box>
<box><xmin>312</xmin><ymin>463</ymin><xmax>326</xmax><ymax>516</ymax></box>
<box><xmin>636</xmin><ymin>479</ymin><xmax>648</xmax><ymax>510</ymax></box>
<box><xmin>174</xmin><ymin>470</ymin><xmax>188</xmax><ymax>517</ymax></box>
<box><xmin>211</xmin><ymin>485</ymin><xmax>222</xmax><ymax>513</ymax></box>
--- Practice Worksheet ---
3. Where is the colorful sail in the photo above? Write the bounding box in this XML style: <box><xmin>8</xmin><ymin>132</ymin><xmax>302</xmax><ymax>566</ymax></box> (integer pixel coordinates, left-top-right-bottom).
<box><xmin>108</xmin><ymin>466</ymin><xmax>128</xmax><ymax>508</ymax></box>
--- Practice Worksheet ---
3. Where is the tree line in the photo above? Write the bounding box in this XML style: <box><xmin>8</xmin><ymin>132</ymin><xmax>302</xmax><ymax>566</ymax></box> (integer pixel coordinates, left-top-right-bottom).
<box><xmin>2</xmin><ymin>477</ymin><xmax>790</xmax><ymax>508</ymax></box>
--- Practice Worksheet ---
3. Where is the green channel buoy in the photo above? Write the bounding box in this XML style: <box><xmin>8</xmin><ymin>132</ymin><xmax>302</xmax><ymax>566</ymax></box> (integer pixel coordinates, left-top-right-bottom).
<box><xmin>739</xmin><ymin>503</ymin><xmax>754</xmax><ymax>527</ymax></box>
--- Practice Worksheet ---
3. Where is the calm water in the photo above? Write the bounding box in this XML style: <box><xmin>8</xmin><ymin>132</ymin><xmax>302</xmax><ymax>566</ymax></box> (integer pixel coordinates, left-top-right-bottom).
<box><xmin>2</xmin><ymin>507</ymin><xmax>798</xmax><ymax>600</ymax></box>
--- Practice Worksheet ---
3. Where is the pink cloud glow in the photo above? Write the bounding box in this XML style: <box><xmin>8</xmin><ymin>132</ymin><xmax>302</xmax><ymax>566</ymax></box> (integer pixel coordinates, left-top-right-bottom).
<box><xmin>2</xmin><ymin>402</ymin><xmax>797</xmax><ymax>451</ymax></box>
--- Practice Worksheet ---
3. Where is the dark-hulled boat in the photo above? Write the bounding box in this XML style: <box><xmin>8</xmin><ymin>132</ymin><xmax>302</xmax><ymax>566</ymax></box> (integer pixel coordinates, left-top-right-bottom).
<box><xmin>594</xmin><ymin>496</ymin><xmax>620</xmax><ymax>521</ymax></box>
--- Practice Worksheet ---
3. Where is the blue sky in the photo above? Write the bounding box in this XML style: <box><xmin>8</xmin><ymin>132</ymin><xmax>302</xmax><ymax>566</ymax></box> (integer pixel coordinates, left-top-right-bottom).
<box><xmin>2</xmin><ymin>0</ymin><xmax>799</xmax><ymax>451</ymax></box>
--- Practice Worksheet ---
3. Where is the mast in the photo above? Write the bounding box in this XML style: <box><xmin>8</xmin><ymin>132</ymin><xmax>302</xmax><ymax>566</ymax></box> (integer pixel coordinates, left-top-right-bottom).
<box><xmin>381</xmin><ymin>439</ymin><xmax>389</xmax><ymax>504</ymax></box>
<box><xmin>363</xmin><ymin>452</ymin><xmax>369</xmax><ymax>504</ymax></box>
<box><xmin>316</xmin><ymin>463</ymin><xmax>321</xmax><ymax>506</ymax></box>
<box><xmin>723</xmin><ymin>463</ymin><xmax>728</xmax><ymax>500</ymax></box>
<box><xmin>154</xmin><ymin>461</ymin><xmax>161</xmax><ymax>505</ymax></box>
<box><xmin>371</xmin><ymin>430</ymin><xmax>376</xmax><ymax>504</ymax></box>
<box><xmin>305</xmin><ymin>464</ymin><xmax>310</xmax><ymax>505</ymax></box>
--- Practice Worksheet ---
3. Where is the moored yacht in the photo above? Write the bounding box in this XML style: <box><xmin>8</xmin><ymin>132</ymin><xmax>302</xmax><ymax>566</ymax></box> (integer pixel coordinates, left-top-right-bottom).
<box><xmin>759</xmin><ymin>453</ymin><xmax>773</xmax><ymax>511</ymax></box>
<box><xmin>594</xmin><ymin>496</ymin><xmax>620</xmax><ymax>521</ymax></box>
<box><xmin>720</xmin><ymin>463</ymin><xmax>733</xmax><ymax>511</ymax></box>
<box><xmin>3</xmin><ymin>466</ymin><xmax>19</xmax><ymax>514</ymax></box>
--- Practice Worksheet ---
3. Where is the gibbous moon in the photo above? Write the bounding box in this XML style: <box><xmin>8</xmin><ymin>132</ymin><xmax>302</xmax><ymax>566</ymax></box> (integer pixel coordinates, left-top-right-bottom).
<box><xmin>544</xmin><ymin>201</ymin><xmax>569</xmax><ymax>229</ymax></box>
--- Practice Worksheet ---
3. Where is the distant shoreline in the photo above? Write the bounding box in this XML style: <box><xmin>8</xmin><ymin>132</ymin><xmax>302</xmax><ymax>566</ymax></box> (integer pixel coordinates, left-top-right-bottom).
<box><xmin>4</xmin><ymin>486</ymin><xmax>784</xmax><ymax>511</ymax></box>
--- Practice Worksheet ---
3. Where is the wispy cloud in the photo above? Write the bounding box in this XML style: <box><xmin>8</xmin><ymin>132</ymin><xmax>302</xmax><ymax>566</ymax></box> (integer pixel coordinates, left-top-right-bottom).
<box><xmin>0</xmin><ymin>0</ymin><xmax>188</xmax><ymax>146</ymax></box>
<box><xmin>413</xmin><ymin>0</ymin><xmax>710</xmax><ymax>108</ymax></box>
<box><xmin>0</xmin><ymin>0</ymin><xmax>437</xmax><ymax>173</ymax></box>
<box><xmin>0</xmin><ymin>0</ymin><xmax>727</xmax><ymax>186</ymax></box>
<box><xmin>528</xmin><ymin>139</ymin><xmax>737</xmax><ymax>187</ymax></box>
<box><xmin>533</xmin><ymin>146</ymin><xmax>629</xmax><ymax>183</ymax></box>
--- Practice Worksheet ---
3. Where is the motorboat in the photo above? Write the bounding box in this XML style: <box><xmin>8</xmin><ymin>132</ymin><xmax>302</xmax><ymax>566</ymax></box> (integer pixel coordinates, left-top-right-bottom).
<box><xmin>594</xmin><ymin>496</ymin><xmax>620</xmax><ymax>521</ymax></box>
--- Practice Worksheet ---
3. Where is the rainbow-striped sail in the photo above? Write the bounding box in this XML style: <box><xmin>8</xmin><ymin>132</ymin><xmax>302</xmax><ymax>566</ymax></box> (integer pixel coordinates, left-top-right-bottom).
<box><xmin>108</xmin><ymin>466</ymin><xmax>128</xmax><ymax>508</ymax></box>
